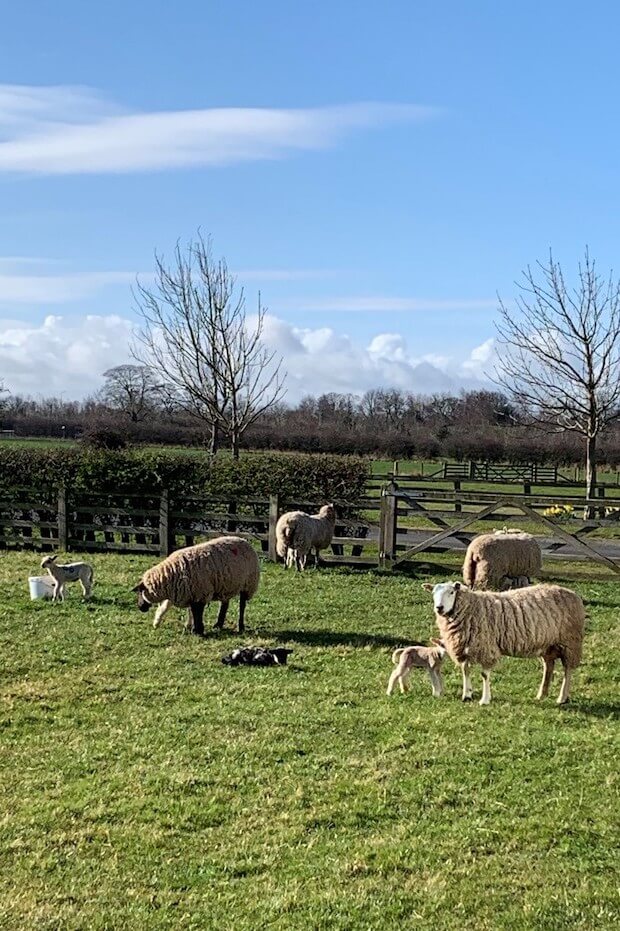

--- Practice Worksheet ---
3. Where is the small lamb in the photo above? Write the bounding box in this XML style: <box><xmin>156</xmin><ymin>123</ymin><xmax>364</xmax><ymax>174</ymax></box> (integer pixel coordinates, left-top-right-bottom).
<box><xmin>40</xmin><ymin>555</ymin><xmax>94</xmax><ymax>602</ymax></box>
<box><xmin>387</xmin><ymin>639</ymin><xmax>447</xmax><ymax>698</ymax></box>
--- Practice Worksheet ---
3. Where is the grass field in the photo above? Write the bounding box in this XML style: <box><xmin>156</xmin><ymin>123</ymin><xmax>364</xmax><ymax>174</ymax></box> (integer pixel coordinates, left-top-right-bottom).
<box><xmin>1</xmin><ymin>551</ymin><xmax>619</xmax><ymax>930</ymax></box>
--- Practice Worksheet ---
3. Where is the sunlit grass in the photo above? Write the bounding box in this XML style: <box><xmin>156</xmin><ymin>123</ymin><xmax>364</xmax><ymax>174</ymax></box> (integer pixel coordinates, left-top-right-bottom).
<box><xmin>0</xmin><ymin>552</ymin><xmax>618</xmax><ymax>929</ymax></box>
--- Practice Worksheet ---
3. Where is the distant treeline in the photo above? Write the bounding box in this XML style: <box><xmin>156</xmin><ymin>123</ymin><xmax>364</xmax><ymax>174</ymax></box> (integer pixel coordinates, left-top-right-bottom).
<box><xmin>2</xmin><ymin>388</ymin><xmax>620</xmax><ymax>466</ymax></box>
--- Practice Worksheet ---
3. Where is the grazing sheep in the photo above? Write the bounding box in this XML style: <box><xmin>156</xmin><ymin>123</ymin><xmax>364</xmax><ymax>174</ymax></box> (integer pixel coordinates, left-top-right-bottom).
<box><xmin>387</xmin><ymin>639</ymin><xmax>447</xmax><ymax>698</ymax></box>
<box><xmin>276</xmin><ymin>504</ymin><xmax>336</xmax><ymax>570</ymax></box>
<box><xmin>422</xmin><ymin>581</ymin><xmax>585</xmax><ymax>705</ymax></box>
<box><xmin>463</xmin><ymin>530</ymin><xmax>542</xmax><ymax>590</ymax></box>
<box><xmin>132</xmin><ymin>536</ymin><xmax>260</xmax><ymax>635</ymax></box>
<box><xmin>40</xmin><ymin>555</ymin><xmax>93</xmax><ymax>602</ymax></box>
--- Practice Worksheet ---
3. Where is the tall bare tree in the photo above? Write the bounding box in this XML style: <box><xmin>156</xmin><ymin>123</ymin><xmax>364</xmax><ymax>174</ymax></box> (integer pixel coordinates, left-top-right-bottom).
<box><xmin>494</xmin><ymin>250</ymin><xmax>620</xmax><ymax>515</ymax></box>
<box><xmin>132</xmin><ymin>234</ymin><xmax>286</xmax><ymax>458</ymax></box>
<box><xmin>100</xmin><ymin>364</ymin><xmax>161</xmax><ymax>422</ymax></box>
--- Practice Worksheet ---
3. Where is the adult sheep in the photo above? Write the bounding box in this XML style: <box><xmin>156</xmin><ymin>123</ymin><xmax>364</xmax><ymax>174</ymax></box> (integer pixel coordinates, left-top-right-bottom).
<box><xmin>463</xmin><ymin>530</ymin><xmax>542</xmax><ymax>590</ymax></box>
<box><xmin>422</xmin><ymin>581</ymin><xmax>585</xmax><ymax>705</ymax></box>
<box><xmin>132</xmin><ymin>536</ymin><xmax>260</xmax><ymax>635</ymax></box>
<box><xmin>275</xmin><ymin>504</ymin><xmax>336</xmax><ymax>570</ymax></box>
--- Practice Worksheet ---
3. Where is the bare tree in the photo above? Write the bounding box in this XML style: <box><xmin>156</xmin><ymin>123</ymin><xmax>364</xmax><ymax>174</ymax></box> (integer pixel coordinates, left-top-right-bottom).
<box><xmin>494</xmin><ymin>250</ymin><xmax>620</xmax><ymax>515</ymax></box>
<box><xmin>132</xmin><ymin>234</ymin><xmax>286</xmax><ymax>458</ymax></box>
<box><xmin>100</xmin><ymin>365</ymin><xmax>161</xmax><ymax>422</ymax></box>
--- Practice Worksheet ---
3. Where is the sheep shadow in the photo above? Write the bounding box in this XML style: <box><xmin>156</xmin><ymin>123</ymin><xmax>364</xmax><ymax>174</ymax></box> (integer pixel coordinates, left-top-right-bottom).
<box><xmin>271</xmin><ymin>628</ymin><xmax>407</xmax><ymax>650</ymax></box>
<box><xmin>570</xmin><ymin>699</ymin><xmax>620</xmax><ymax>720</ymax></box>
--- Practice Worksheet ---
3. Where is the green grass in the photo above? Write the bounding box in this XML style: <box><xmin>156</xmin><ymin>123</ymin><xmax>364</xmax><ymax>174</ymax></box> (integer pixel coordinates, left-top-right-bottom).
<box><xmin>1</xmin><ymin>552</ymin><xmax>619</xmax><ymax>930</ymax></box>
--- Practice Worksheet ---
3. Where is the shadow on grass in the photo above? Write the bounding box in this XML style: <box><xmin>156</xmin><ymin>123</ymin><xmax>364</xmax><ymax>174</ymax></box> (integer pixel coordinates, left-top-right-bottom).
<box><xmin>272</xmin><ymin>628</ymin><xmax>410</xmax><ymax>649</ymax></box>
<box><xmin>571</xmin><ymin>700</ymin><xmax>620</xmax><ymax>720</ymax></box>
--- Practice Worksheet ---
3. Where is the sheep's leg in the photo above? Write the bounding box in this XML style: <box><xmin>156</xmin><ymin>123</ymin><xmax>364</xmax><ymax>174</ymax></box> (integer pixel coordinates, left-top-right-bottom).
<box><xmin>153</xmin><ymin>599</ymin><xmax>171</xmax><ymax>629</ymax></box>
<box><xmin>399</xmin><ymin>668</ymin><xmax>411</xmax><ymax>693</ymax></box>
<box><xmin>214</xmin><ymin>600</ymin><xmax>229</xmax><ymax>630</ymax></box>
<box><xmin>386</xmin><ymin>668</ymin><xmax>401</xmax><ymax>696</ymax></box>
<box><xmin>461</xmin><ymin>661</ymin><xmax>473</xmax><ymax>701</ymax></box>
<box><xmin>479</xmin><ymin>669</ymin><xmax>492</xmax><ymax>706</ymax></box>
<box><xmin>53</xmin><ymin>581</ymin><xmax>64</xmax><ymax>603</ymax></box>
<box><xmin>537</xmin><ymin>648</ymin><xmax>558</xmax><ymax>700</ymax></box>
<box><xmin>188</xmin><ymin>602</ymin><xmax>205</xmax><ymax>636</ymax></box>
<box><xmin>314</xmin><ymin>547</ymin><xmax>320</xmax><ymax>568</ymax></box>
<box><xmin>429</xmin><ymin>667</ymin><xmax>444</xmax><ymax>698</ymax></box>
<box><xmin>79</xmin><ymin>579</ymin><xmax>92</xmax><ymax>599</ymax></box>
<box><xmin>238</xmin><ymin>593</ymin><xmax>248</xmax><ymax>633</ymax></box>
<box><xmin>557</xmin><ymin>655</ymin><xmax>572</xmax><ymax>705</ymax></box>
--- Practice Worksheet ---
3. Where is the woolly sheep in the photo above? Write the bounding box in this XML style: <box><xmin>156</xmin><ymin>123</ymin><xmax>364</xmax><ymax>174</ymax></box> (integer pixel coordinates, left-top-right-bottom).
<box><xmin>40</xmin><ymin>555</ymin><xmax>93</xmax><ymax>602</ymax></box>
<box><xmin>132</xmin><ymin>536</ymin><xmax>260</xmax><ymax>635</ymax></box>
<box><xmin>423</xmin><ymin>581</ymin><xmax>585</xmax><ymax>705</ymax></box>
<box><xmin>275</xmin><ymin>504</ymin><xmax>336</xmax><ymax>571</ymax></box>
<box><xmin>463</xmin><ymin>530</ymin><xmax>542</xmax><ymax>590</ymax></box>
<box><xmin>387</xmin><ymin>639</ymin><xmax>447</xmax><ymax>698</ymax></box>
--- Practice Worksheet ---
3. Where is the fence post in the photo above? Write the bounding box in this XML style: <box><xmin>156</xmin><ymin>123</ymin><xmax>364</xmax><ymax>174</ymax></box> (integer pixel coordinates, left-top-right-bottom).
<box><xmin>57</xmin><ymin>487</ymin><xmax>68</xmax><ymax>552</ymax></box>
<box><xmin>469</xmin><ymin>461</ymin><xmax>476</xmax><ymax>480</ymax></box>
<box><xmin>379</xmin><ymin>485</ymin><xmax>397</xmax><ymax>570</ymax></box>
<box><xmin>268</xmin><ymin>494</ymin><xmax>279</xmax><ymax>562</ymax></box>
<box><xmin>523</xmin><ymin>483</ymin><xmax>531</xmax><ymax>496</ymax></box>
<box><xmin>159</xmin><ymin>489</ymin><xmax>170</xmax><ymax>556</ymax></box>
<box><xmin>597</xmin><ymin>485</ymin><xmax>606</xmax><ymax>519</ymax></box>
<box><xmin>454</xmin><ymin>479</ymin><xmax>462</xmax><ymax>513</ymax></box>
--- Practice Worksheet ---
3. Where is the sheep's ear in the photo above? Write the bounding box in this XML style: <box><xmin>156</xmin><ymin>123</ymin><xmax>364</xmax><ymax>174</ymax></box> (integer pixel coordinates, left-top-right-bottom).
<box><xmin>131</xmin><ymin>582</ymin><xmax>145</xmax><ymax>593</ymax></box>
<box><xmin>48</xmin><ymin>554</ymin><xmax>58</xmax><ymax>562</ymax></box>
<box><xmin>422</xmin><ymin>583</ymin><xmax>434</xmax><ymax>591</ymax></box>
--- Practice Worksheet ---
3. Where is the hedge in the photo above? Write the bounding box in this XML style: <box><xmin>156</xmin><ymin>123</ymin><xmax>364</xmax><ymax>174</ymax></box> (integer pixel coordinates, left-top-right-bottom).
<box><xmin>0</xmin><ymin>448</ymin><xmax>370</xmax><ymax>503</ymax></box>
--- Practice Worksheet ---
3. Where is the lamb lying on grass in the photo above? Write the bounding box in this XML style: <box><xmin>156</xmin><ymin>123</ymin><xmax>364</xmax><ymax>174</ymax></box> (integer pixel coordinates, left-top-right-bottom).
<box><xmin>423</xmin><ymin>581</ymin><xmax>585</xmax><ymax>705</ymax></box>
<box><xmin>387</xmin><ymin>640</ymin><xmax>447</xmax><ymax>698</ymax></box>
<box><xmin>40</xmin><ymin>555</ymin><xmax>94</xmax><ymax>602</ymax></box>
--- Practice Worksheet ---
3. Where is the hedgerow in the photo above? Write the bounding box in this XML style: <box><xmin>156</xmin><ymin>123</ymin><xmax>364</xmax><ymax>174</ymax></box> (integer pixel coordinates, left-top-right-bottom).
<box><xmin>0</xmin><ymin>448</ymin><xmax>370</xmax><ymax>503</ymax></box>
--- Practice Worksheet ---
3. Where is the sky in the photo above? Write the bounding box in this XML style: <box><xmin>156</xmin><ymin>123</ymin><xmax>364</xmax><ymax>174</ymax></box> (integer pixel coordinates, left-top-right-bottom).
<box><xmin>1</xmin><ymin>0</ymin><xmax>620</xmax><ymax>402</ymax></box>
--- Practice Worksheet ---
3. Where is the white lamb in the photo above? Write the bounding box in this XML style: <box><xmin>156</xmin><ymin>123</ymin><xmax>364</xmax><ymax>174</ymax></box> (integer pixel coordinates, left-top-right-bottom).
<box><xmin>40</xmin><ymin>555</ymin><xmax>94</xmax><ymax>602</ymax></box>
<box><xmin>423</xmin><ymin>581</ymin><xmax>585</xmax><ymax>705</ymax></box>
<box><xmin>275</xmin><ymin>504</ymin><xmax>336</xmax><ymax>570</ymax></box>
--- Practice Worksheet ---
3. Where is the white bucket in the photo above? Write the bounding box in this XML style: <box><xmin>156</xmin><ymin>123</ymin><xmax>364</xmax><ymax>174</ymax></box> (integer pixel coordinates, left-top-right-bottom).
<box><xmin>28</xmin><ymin>576</ymin><xmax>55</xmax><ymax>600</ymax></box>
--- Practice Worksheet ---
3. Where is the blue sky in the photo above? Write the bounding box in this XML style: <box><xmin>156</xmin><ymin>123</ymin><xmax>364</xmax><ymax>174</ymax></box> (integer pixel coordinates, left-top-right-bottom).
<box><xmin>1</xmin><ymin>0</ymin><xmax>620</xmax><ymax>400</ymax></box>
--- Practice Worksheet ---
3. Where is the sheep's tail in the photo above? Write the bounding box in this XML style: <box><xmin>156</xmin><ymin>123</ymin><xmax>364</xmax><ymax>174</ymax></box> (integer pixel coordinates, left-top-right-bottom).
<box><xmin>391</xmin><ymin>648</ymin><xmax>405</xmax><ymax>665</ymax></box>
<box><xmin>462</xmin><ymin>549</ymin><xmax>477</xmax><ymax>587</ymax></box>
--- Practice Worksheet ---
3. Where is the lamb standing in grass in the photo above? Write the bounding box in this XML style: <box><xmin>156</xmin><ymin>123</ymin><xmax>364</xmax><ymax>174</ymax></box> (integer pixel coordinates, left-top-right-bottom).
<box><xmin>462</xmin><ymin>530</ymin><xmax>542</xmax><ymax>590</ymax></box>
<box><xmin>423</xmin><ymin>581</ymin><xmax>585</xmax><ymax>705</ymax></box>
<box><xmin>40</xmin><ymin>555</ymin><xmax>94</xmax><ymax>602</ymax></box>
<box><xmin>276</xmin><ymin>504</ymin><xmax>336</xmax><ymax>570</ymax></box>
<box><xmin>132</xmin><ymin>536</ymin><xmax>260</xmax><ymax>635</ymax></box>
<box><xmin>387</xmin><ymin>640</ymin><xmax>447</xmax><ymax>698</ymax></box>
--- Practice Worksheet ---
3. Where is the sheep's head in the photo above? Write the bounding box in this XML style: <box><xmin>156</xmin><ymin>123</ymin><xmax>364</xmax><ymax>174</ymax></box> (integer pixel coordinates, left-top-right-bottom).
<box><xmin>131</xmin><ymin>581</ymin><xmax>152</xmax><ymax>613</ymax></box>
<box><xmin>320</xmin><ymin>504</ymin><xmax>336</xmax><ymax>520</ymax></box>
<box><xmin>40</xmin><ymin>554</ymin><xmax>58</xmax><ymax>569</ymax></box>
<box><xmin>422</xmin><ymin>581</ymin><xmax>463</xmax><ymax>617</ymax></box>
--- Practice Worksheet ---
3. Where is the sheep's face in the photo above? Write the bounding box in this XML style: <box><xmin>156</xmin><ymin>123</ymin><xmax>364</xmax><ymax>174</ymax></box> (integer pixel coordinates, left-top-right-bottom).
<box><xmin>320</xmin><ymin>504</ymin><xmax>336</xmax><ymax>520</ymax></box>
<box><xmin>422</xmin><ymin>582</ymin><xmax>461</xmax><ymax>617</ymax></box>
<box><xmin>132</xmin><ymin>581</ymin><xmax>153</xmax><ymax>613</ymax></box>
<box><xmin>40</xmin><ymin>555</ymin><xmax>57</xmax><ymax>569</ymax></box>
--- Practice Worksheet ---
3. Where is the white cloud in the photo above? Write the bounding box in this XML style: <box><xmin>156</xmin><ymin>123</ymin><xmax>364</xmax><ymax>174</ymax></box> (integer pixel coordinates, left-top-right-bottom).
<box><xmin>0</xmin><ymin>312</ymin><xmax>493</xmax><ymax>401</ymax></box>
<box><xmin>0</xmin><ymin>314</ymin><xmax>135</xmax><ymax>396</ymax></box>
<box><xmin>0</xmin><ymin>268</ymin><xmax>138</xmax><ymax>304</ymax></box>
<box><xmin>0</xmin><ymin>85</ymin><xmax>436</xmax><ymax>175</ymax></box>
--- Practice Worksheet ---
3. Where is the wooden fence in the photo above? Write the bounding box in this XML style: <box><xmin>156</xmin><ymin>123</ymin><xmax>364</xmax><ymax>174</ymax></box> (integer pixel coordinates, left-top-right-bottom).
<box><xmin>2</xmin><ymin>481</ymin><xmax>620</xmax><ymax>575</ymax></box>
<box><xmin>0</xmin><ymin>488</ymin><xmax>380</xmax><ymax>566</ymax></box>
